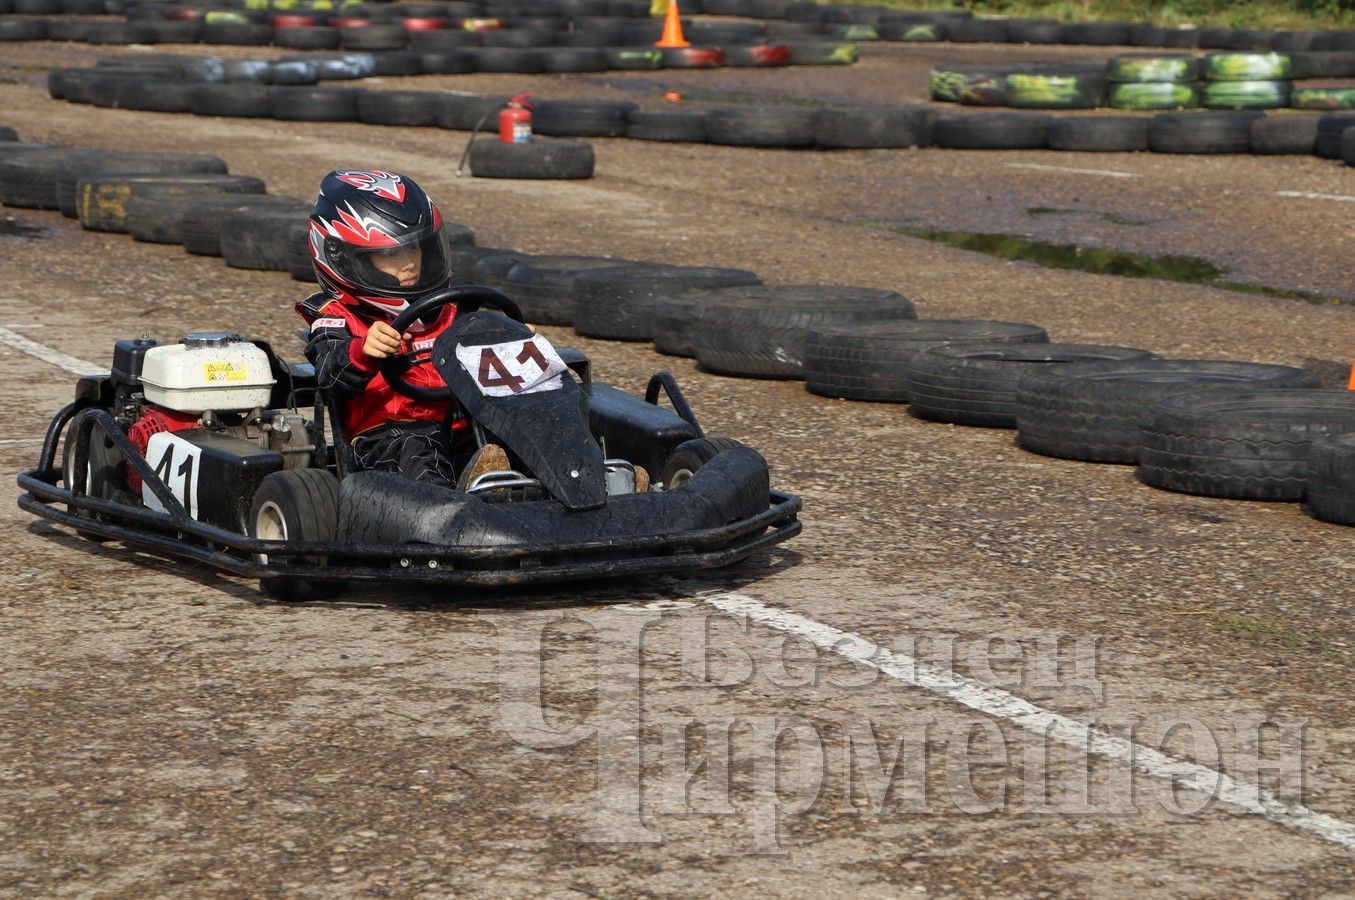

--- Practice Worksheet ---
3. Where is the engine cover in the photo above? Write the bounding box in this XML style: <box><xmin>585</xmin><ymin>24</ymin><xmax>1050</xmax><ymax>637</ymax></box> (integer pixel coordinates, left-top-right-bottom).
<box><xmin>138</xmin><ymin>333</ymin><xmax>276</xmax><ymax>414</ymax></box>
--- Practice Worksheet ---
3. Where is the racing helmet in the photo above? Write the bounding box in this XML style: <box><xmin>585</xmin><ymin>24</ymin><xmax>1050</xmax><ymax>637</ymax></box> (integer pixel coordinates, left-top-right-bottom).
<box><xmin>308</xmin><ymin>169</ymin><xmax>453</xmax><ymax>321</ymax></box>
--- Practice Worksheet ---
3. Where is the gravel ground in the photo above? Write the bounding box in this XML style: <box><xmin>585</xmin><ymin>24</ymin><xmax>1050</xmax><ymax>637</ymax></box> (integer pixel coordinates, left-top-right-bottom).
<box><xmin>2</xmin><ymin>34</ymin><xmax>1355</xmax><ymax>897</ymax></box>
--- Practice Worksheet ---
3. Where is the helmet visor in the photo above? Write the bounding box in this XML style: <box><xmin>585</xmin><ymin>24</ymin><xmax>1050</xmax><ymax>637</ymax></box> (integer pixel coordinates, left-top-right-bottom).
<box><xmin>345</xmin><ymin>226</ymin><xmax>451</xmax><ymax>296</ymax></box>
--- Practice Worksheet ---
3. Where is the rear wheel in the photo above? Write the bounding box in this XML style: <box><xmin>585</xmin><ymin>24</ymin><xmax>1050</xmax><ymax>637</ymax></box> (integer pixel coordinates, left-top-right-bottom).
<box><xmin>249</xmin><ymin>468</ymin><xmax>345</xmax><ymax>602</ymax></box>
<box><xmin>62</xmin><ymin>408</ymin><xmax>132</xmax><ymax>542</ymax></box>
<box><xmin>659</xmin><ymin>437</ymin><xmax>745</xmax><ymax>490</ymax></box>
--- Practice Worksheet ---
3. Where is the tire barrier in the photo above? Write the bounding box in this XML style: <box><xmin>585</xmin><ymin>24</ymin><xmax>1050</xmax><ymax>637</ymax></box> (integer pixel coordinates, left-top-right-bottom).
<box><xmin>7</xmin><ymin>0</ymin><xmax>1355</xmax><ymax>62</ymax></box>
<box><xmin>2</xmin><ymin>132</ymin><xmax>1350</xmax><ymax>525</ymax></box>
<box><xmin>39</xmin><ymin>57</ymin><xmax>1355</xmax><ymax>165</ymax></box>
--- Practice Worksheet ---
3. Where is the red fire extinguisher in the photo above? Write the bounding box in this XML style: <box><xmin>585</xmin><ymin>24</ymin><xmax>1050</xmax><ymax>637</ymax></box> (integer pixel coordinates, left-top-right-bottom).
<box><xmin>499</xmin><ymin>93</ymin><xmax>533</xmax><ymax>144</ymax></box>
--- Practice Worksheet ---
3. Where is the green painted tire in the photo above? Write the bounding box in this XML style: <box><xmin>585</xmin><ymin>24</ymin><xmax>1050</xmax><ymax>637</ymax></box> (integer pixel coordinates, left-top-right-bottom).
<box><xmin>1201</xmin><ymin>79</ymin><xmax>1292</xmax><ymax>109</ymax></box>
<box><xmin>1202</xmin><ymin>52</ymin><xmax>1293</xmax><ymax>81</ymax></box>
<box><xmin>897</xmin><ymin>22</ymin><xmax>941</xmax><ymax>42</ymax></box>
<box><xmin>1005</xmin><ymin>72</ymin><xmax>1105</xmax><ymax>109</ymax></box>
<box><xmin>1291</xmin><ymin>87</ymin><xmax>1355</xmax><ymax>110</ymax></box>
<box><xmin>1106</xmin><ymin>54</ymin><xmax>1199</xmax><ymax>83</ymax></box>
<box><xmin>1108</xmin><ymin>81</ymin><xmax>1200</xmax><ymax>110</ymax></box>
<box><xmin>930</xmin><ymin>66</ymin><xmax>1008</xmax><ymax>105</ymax></box>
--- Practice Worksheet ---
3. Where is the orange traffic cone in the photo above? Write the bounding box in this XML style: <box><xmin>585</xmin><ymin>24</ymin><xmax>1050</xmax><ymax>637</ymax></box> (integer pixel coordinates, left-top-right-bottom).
<box><xmin>654</xmin><ymin>0</ymin><xmax>689</xmax><ymax>48</ymax></box>
<box><xmin>1347</xmin><ymin>361</ymin><xmax>1355</xmax><ymax>390</ymax></box>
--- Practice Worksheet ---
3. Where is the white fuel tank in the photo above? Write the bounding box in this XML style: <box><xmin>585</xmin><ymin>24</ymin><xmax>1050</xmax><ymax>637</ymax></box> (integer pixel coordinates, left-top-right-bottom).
<box><xmin>139</xmin><ymin>333</ymin><xmax>276</xmax><ymax>414</ymax></box>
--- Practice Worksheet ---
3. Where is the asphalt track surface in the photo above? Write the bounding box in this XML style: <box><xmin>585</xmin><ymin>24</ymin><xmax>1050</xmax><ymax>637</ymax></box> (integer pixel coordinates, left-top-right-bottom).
<box><xmin>2</xmin><ymin>35</ymin><xmax>1355</xmax><ymax>898</ymax></box>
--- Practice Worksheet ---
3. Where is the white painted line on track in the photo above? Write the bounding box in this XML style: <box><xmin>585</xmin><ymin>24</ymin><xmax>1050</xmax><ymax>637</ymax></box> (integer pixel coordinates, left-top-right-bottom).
<box><xmin>0</xmin><ymin>326</ymin><xmax>103</xmax><ymax>376</ymax></box>
<box><xmin>697</xmin><ymin>588</ymin><xmax>1355</xmax><ymax>853</ymax></box>
<box><xmin>0</xmin><ymin>438</ymin><xmax>41</xmax><ymax>445</ymax></box>
<box><xmin>1005</xmin><ymin>162</ymin><xmax>1138</xmax><ymax>179</ymax></box>
<box><xmin>1277</xmin><ymin>191</ymin><xmax>1355</xmax><ymax>203</ymax></box>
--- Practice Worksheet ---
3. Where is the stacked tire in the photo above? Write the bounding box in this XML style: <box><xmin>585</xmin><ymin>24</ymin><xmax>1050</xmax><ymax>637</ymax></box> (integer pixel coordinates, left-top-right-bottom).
<box><xmin>1106</xmin><ymin>54</ymin><xmax>1201</xmax><ymax>110</ymax></box>
<box><xmin>1199</xmin><ymin>52</ymin><xmax>1293</xmax><ymax>110</ymax></box>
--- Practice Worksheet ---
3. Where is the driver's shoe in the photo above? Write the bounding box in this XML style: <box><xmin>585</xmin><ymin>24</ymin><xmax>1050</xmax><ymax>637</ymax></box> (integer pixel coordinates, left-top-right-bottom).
<box><xmin>456</xmin><ymin>443</ymin><xmax>511</xmax><ymax>492</ymax></box>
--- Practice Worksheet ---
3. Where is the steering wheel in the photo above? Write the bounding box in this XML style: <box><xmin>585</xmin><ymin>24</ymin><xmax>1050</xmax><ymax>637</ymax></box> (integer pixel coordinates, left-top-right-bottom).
<box><xmin>380</xmin><ymin>285</ymin><xmax>525</xmax><ymax>402</ymax></box>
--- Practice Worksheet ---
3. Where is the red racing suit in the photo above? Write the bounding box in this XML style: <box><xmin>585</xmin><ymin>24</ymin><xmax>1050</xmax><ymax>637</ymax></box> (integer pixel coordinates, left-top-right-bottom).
<box><xmin>295</xmin><ymin>292</ymin><xmax>468</xmax><ymax>440</ymax></box>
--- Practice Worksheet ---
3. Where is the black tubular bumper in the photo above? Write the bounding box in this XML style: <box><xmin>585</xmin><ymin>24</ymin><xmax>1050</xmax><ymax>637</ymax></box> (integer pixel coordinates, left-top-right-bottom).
<box><xmin>17</xmin><ymin>408</ymin><xmax>801</xmax><ymax>589</ymax></box>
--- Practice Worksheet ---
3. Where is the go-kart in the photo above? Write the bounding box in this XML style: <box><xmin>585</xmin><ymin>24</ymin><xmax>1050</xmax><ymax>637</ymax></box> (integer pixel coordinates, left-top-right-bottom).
<box><xmin>17</xmin><ymin>286</ymin><xmax>802</xmax><ymax>600</ymax></box>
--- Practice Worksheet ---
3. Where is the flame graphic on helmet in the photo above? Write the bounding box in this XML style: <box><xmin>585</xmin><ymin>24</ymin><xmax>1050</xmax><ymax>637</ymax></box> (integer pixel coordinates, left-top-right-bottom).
<box><xmin>334</xmin><ymin>170</ymin><xmax>406</xmax><ymax>203</ymax></box>
<box><xmin>323</xmin><ymin>202</ymin><xmax>400</xmax><ymax>248</ymax></box>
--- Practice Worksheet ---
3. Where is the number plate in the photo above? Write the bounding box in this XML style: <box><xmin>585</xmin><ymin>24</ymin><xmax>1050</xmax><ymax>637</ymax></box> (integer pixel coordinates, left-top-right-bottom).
<box><xmin>454</xmin><ymin>335</ymin><xmax>569</xmax><ymax>398</ymax></box>
<box><xmin>143</xmin><ymin>432</ymin><xmax>203</xmax><ymax>519</ymax></box>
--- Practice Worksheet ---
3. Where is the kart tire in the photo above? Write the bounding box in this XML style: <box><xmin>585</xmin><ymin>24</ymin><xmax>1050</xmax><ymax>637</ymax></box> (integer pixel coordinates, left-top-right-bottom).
<box><xmin>1014</xmin><ymin>359</ymin><xmax>1319</xmax><ymax>464</ymax></box>
<box><xmin>62</xmin><ymin>408</ymin><xmax>132</xmax><ymax>542</ymax></box>
<box><xmin>1306</xmin><ymin>432</ymin><xmax>1355</xmax><ymax>525</ymax></box>
<box><xmin>659</xmin><ymin>437</ymin><xmax>745</xmax><ymax>491</ymax></box>
<box><xmin>805</xmin><ymin>319</ymin><xmax>1049</xmax><ymax>403</ymax></box>
<box><xmin>627</xmin><ymin>110</ymin><xmax>707</xmax><ymax>143</ymax></box>
<box><xmin>0</xmin><ymin>127</ymin><xmax>15</xmax><ymax>142</ymax></box>
<box><xmin>573</xmin><ymin>265</ymin><xmax>762</xmax><ymax>341</ymax></box>
<box><xmin>1137</xmin><ymin>388</ymin><xmax>1355</xmax><ymax>500</ymax></box>
<box><xmin>250</xmin><ymin>468</ymin><xmax>345</xmax><ymax>603</ymax></box>
<box><xmin>690</xmin><ymin>285</ymin><xmax>917</xmax><ymax>380</ymax></box>
<box><xmin>904</xmin><ymin>343</ymin><xmax>1157</xmax><ymax>429</ymax></box>
<box><xmin>467</xmin><ymin>138</ymin><xmax>595</xmax><ymax>180</ymax></box>
<box><xmin>1047</xmin><ymin>116</ymin><xmax>1150</xmax><ymax>152</ymax></box>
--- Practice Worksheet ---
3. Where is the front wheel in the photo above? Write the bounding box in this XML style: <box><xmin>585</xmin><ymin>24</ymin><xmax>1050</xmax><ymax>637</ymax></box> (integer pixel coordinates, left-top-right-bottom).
<box><xmin>658</xmin><ymin>437</ymin><xmax>745</xmax><ymax>490</ymax></box>
<box><xmin>249</xmin><ymin>468</ymin><xmax>346</xmax><ymax>602</ymax></box>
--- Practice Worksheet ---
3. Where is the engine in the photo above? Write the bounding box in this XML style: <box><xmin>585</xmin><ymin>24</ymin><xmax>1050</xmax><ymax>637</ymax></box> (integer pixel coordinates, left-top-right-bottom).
<box><xmin>110</xmin><ymin>334</ymin><xmax>319</xmax><ymax>497</ymax></box>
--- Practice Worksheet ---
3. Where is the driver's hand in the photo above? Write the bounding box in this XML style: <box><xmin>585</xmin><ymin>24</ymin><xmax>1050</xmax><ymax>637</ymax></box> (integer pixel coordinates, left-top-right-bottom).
<box><xmin>362</xmin><ymin>321</ymin><xmax>410</xmax><ymax>359</ymax></box>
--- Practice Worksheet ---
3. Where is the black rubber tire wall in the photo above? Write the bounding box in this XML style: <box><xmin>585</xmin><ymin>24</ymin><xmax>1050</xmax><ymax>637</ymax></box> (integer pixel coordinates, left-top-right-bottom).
<box><xmin>1138</xmin><ymin>388</ymin><xmax>1355</xmax><ymax>500</ymax></box>
<box><xmin>805</xmin><ymin>320</ymin><xmax>1050</xmax><ymax>403</ymax></box>
<box><xmin>1014</xmin><ymin>359</ymin><xmax>1320</xmax><ymax>464</ymax></box>
<box><xmin>1306</xmin><ymin>432</ymin><xmax>1355</xmax><ymax>525</ymax></box>
<box><xmin>905</xmin><ymin>343</ymin><xmax>1158</xmax><ymax>429</ymax></box>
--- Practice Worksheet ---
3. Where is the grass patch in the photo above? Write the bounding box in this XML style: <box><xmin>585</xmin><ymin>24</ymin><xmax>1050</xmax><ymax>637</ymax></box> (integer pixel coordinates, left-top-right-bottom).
<box><xmin>819</xmin><ymin>0</ymin><xmax>1355</xmax><ymax>31</ymax></box>
<box><xmin>1199</xmin><ymin>610</ymin><xmax>1354</xmax><ymax>661</ymax></box>
<box><xmin>1024</xmin><ymin>206</ymin><xmax>1152</xmax><ymax>226</ymax></box>
<box><xmin>853</xmin><ymin>218</ymin><xmax>1353</xmax><ymax>306</ymax></box>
